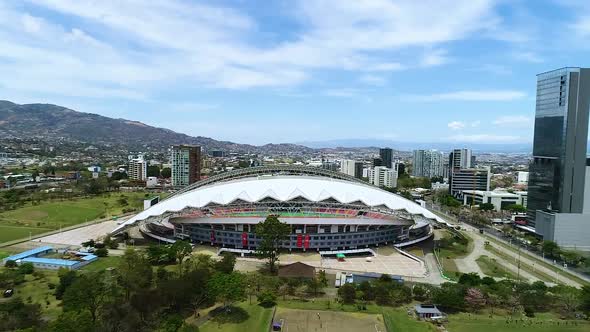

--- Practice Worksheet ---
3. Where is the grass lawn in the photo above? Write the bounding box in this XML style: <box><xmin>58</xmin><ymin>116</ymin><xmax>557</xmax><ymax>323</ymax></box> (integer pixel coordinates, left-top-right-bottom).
<box><xmin>0</xmin><ymin>251</ymin><xmax>8</xmax><ymax>260</ymax></box>
<box><xmin>476</xmin><ymin>255</ymin><xmax>519</xmax><ymax>280</ymax></box>
<box><xmin>447</xmin><ymin>312</ymin><xmax>590</xmax><ymax>332</ymax></box>
<box><xmin>10</xmin><ymin>271</ymin><xmax>62</xmax><ymax>321</ymax></box>
<box><xmin>485</xmin><ymin>244</ymin><xmax>556</xmax><ymax>284</ymax></box>
<box><xmin>0</xmin><ymin>192</ymin><xmax>160</xmax><ymax>243</ymax></box>
<box><xmin>0</xmin><ymin>225</ymin><xmax>53</xmax><ymax>243</ymax></box>
<box><xmin>199</xmin><ymin>302</ymin><xmax>273</xmax><ymax>332</ymax></box>
<box><xmin>406</xmin><ymin>247</ymin><xmax>425</xmax><ymax>257</ymax></box>
<box><xmin>382</xmin><ymin>308</ymin><xmax>438</xmax><ymax>332</ymax></box>
<box><xmin>79</xmin><ymin>255</ymin><xmax>123</xmax><ymax>273</ymax></box>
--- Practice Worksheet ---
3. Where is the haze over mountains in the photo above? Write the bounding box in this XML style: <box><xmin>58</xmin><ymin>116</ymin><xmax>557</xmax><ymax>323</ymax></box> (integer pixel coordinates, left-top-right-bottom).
<box><xmin>0</xmin><ymin>100</ymin><xmax>532</xmax><ymax>153</ymax></box>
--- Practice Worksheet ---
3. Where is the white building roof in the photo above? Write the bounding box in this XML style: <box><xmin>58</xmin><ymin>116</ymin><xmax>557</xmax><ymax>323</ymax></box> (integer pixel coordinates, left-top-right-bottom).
<box><xmin>113</xmin><ymin>175</ymin><xmax>447</xmax><ymax>232</ymax></box>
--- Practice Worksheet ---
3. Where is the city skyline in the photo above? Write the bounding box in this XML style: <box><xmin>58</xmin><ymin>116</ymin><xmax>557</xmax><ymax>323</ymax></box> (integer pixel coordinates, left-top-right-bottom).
<box><xmin>2</xmin><ymin>1</ymin><xmax>590</xmax><ymax>145</ymax></box>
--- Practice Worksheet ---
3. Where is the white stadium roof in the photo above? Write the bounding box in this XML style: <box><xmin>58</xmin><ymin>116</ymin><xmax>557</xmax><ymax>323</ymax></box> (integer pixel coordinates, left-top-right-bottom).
<box><xmin>113</xmin><ymin>175</ymin><xmax>447</xmax><ymax>232</ymax></box>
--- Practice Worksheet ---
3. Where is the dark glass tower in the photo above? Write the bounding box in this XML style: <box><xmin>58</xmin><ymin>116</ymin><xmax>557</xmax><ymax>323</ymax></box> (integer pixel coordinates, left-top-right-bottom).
<box><xmin>527</xmin><ymin>68</ymin><xmax>590</xmax><ymax>227</ymax></box>
<box><xmin>379</xmin><ymin>148</ymin><xmax>393</xmax><ymax>168</ymax></box>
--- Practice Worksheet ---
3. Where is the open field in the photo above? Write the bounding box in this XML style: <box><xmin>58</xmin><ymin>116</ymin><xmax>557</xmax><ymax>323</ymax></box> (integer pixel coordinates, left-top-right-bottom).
<box><xmin>0</xmin><ymin>271</ymin><xmax>63</xmax><ymax>321</ymax></box>
<box><xmin>0</xmin><ymin>192</ymin><xmax>159</xmax><ymax>244</ymax></box>
<box><xmin>199</xmin><ymin>302</ymin><xmax>273</xmax><ymax>332</ymax></box>
<box><xmin>278</xmin><ymin>300</ymin><xmax>436</xmax><ymax>332</ymax></box>
<box><xmin>447</xmin><ymin>312</ymin><xmax>590</xmax><ymax>332</ymax></box>
<box><xmin>79</xmin><ymin>256</ymin><xmax>122</xmax><ymax>273</ymax></box>
<box><xmin>275</xmin><ymin>307</ymin><xmax>386</xmax><ymax>332</ymax></box>
<box><xmin>476</xmin><ymin>255</ymin><xmax>518</xmax><ymax>279</ymax></box>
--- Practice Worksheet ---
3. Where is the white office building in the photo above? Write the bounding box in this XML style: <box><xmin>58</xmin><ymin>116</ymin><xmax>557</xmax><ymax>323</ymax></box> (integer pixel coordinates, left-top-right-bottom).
<box><xmin>340</xmin><ymin>159</ymin><xmax>363</xmax><ymax>179</ymax></box>
<box><xmin>368</xmin><ymin>166</ymin><xmax>398</xmax><ymax>188</ymax></box>
<box><xmin>462</xmin><ymin>190</ymin><xmax>527</xmax><ymax>211</ymax></box>
<box><xmin>516</xmin><ymin>171</ymin><xmax>529</xmax><ymax>184</ymax></box>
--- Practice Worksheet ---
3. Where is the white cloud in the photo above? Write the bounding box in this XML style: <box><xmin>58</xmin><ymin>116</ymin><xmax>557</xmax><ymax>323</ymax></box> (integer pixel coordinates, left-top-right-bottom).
<box><xmin>408</xmin><ymin>90</ymin><xmax>526</xmax><ymax>102</ymax></box>
<box><xmin>492</xmin><ymin>115</ymin><xmax>532</xmax><ymax>127</ymax></box>
<box><xmin>471</xmin><ymin>120</ymin><xmax>481</xmax><ymax>127</ymax></box>
<box><xmin>512</xmin><ymin>51</ymin><xmax>543</xmax><ymax>63</ymax></box>
<box><xmin>323</xmin><ymin>89</ymin><xmax>361</xmax><ymax>98</ymax></box>
<box><xmin>359</xmin><ymin>75</ymin><xmax>387</xmax><ymax>86</ymax></box>
<box><xmin>448</xmin><ymin>121</ymin><xmax>466</xmax><ymax>130</ymax></box>
<box><xmin>420</xmin><ymin>49</ymin><xmax>450</xmax><ymax>67</ymax></box>
<box><xmin>448</xmin><ymin>134</ymin><xmax>522</xmax><ymax>143</ymax></box>
<box><xmin>0</xmin><ymin>0</ymin><xmax>507</xmax><ymax>99</ymax></box>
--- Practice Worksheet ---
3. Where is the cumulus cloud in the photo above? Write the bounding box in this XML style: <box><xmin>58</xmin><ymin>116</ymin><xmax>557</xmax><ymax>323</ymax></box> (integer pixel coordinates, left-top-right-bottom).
<box><xmin>448</xmin><ymin>121</ymin><xmax>466</xmax><ymax>130</ymax></box>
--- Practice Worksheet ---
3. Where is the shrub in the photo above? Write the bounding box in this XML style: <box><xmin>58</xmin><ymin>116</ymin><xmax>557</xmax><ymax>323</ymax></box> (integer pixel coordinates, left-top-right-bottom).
<box><xmin>4</xmin><ymin>260</ymin><xmax>17</xmax><ymax>268</ymax></box>
<box><xmin>18</xmin><ymin>263</ymin><xmax>35</xmax><ymax>275</ymax></box>
<box><xmin>94</xmin><ymin>248</ymin><xmax>108</xmax><ymax>257</ymax></box>
<box><xmin>257</xmin><ymin>290</ymin><xmax>277</xmax><ymax>307</ymax></box>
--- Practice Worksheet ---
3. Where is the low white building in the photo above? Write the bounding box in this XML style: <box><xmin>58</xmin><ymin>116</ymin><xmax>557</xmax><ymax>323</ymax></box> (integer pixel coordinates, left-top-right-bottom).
<box><xmin>462</xmin><ymin>190</ymin><xmax>527</xmax><ymax>211</ymax></box>
<box><xmin>146</xmin><ymin>176</ymin><xmax>159</xmax><ymax>188</ymax></box>
<box><xmin>368</xmin><ymin>166</ymin><xmax>398</xmax><ymax>188</ymax></box>
<box><xmin>516</xmin><ymin>171</ymin><xmax>529</xmax><ymax>184</ymax></box>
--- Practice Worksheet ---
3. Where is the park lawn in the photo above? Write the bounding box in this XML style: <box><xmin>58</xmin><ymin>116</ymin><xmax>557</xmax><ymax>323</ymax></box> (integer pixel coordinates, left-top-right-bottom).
<box><xmin>476</xmin><ymin>255</ymin><xmax>519</xmax><ymax>280</ymax></box>
<box><xmin>447</xmin><ymin>312</ymin><xmax>590</xmax><ymax>332</ymax></box>
<box><xmin>0</xmin><ymin>225</ymin><xmax>53</xmax><ymax>244</ymax></box>
<box><xmin>199</xmin><ymin>302</ymin><xmax>273</xmax><ymax>332</ymax></box>
<box><xmin>0</xmin><ymin>250</ymin><xmax>8</xmax><ymax>259</ymax></box>
<box><xmin>79</xmin><ymin>255</ymin><xmax>123</xmax><ymax>273</ymax></box>
<box><xmin>382</xmin><ymin>308</ymin><xmax>437</xmax><ymax>332</ymax></box>
<box><xmin>406</xmin><ymin>247</ymin><xmax>425</xmax><ymax>257</ymax></box>
<box><xmin>13</xmin><ymin>271</ymin><xmax>62</xmax><ymax>321</ymax></box>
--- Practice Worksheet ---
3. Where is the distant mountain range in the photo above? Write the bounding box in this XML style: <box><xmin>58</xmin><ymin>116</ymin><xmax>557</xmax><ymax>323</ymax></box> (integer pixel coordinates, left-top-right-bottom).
<box><xmin>0</xmin><ymin>100</ymin><xmax>313</xmax><ymax>154</ymax></box>
<box><xmin>0</xmin><ymin>99</ymin><xmax>536</xmax><ymax>155</ymax></box>
<box><xmin>298</xmin><ymin>139</ymin><xmax>533</xmax><ymax>153</ymax></box>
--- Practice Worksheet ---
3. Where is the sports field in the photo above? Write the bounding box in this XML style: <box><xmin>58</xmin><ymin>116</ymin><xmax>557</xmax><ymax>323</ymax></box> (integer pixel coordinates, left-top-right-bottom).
<box><xmin>274</xmin><ymin>307</ymin><xmax>386</xmax><ymax>332</ymax></box>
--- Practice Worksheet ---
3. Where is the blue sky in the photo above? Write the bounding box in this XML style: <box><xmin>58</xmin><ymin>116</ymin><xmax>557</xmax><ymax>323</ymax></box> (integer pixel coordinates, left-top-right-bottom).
<box><xmin>1</xmin><ymin>0</ymin><xmax>590</xmax><ymax>145</ymax></box>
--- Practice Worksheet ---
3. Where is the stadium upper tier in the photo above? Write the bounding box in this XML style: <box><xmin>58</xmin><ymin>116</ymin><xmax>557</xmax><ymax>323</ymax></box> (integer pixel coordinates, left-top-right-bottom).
<box><xmin>113</xmin><ymin>173</ymin><xmax>446</xmax><ymax>233</ymax></box>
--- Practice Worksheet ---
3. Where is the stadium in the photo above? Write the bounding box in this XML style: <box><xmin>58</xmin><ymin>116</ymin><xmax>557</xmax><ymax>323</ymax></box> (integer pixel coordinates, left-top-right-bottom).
<box><xmin>114</xmin><ymin>166</ymin><xmax>444</xmax><ymax>250</ymax></box>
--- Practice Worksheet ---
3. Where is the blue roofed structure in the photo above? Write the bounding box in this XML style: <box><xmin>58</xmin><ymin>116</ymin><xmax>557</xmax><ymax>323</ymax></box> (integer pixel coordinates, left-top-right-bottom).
<box><xmin>2</xmin><ymin>246</ymin><xmax>53</xmax><ymax>262</ymax></box>
<box><xmin>21</xmin><ymin>257</ymin><xmax>79</xmax><ymax>267</ymax></box>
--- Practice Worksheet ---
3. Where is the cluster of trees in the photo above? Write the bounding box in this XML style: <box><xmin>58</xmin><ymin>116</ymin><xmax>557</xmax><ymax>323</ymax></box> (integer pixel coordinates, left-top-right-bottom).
<box><xmin>437</xmin><ymin>193</ymin><xmax>461</xmax><ymax>208</ymax></box>
<box><xmin>397</xmin><ymin>174</ymin><xmax>432</xmax><ymax>189</ymax></box>
<box><xmin>338</xmin><ymin>275</ymin><xmax>411</xmax><ymax>307</ymax></box>
<box><xmin>541</xmin><ymin>241</ymin><xmax>587</xmax><ymax>269</ymax></box>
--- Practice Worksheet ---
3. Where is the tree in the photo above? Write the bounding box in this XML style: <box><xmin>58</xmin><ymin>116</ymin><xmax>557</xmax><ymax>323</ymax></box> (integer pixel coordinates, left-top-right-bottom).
<box><xmin>62</xmin><ymin>273</ymin><xmax>109</xmax><ymax>322</ymax></box>
<box><xmin>479</xmin><ymin>203</ymin><xmax>495</xmax><ymax>211</ymax></box>
<box><xmin>81</xmin><ymin>239</ymin><xmax>96</xmax><ymax>247</ymax></box>
<box><xmin>257</xmin><ymin>290</ymin><xmax>277</xmax><ymax>307</ymax></box>
<box><xmin>306</xmin><ymin>277</ymin><xmax>322</xmax><ymax>296</ymax></box>
<box><xmin>170</xmin><ymin>240</ymin><xmax>193</xmax><ymax>275</ymax></box>
<box><xmin>338</xmin><ymin>283</ymin><xmax>356</xmax><ymax>304</ymax></box>
<box><xmin>542</xmin><ymin>241</ymin><xmax>560</xmax><ymax>258</ymax></box>
<box><xmin>433</xmin><ymin>283</ymin><xmax>466</xmax><ymax>312</ymax></box>
<box><xmin>147</xmin><ymin>165</ymin><xmax>161</xmax><ymax>177</ymax></box>
<box><xmin>4</xmin><ymin>260</ymin><xmax>16</xmax><ymax>268</ymax></box>
<box><xmin>580</xmin><ymin>285</ymin><xmax>590</xmax><ymax>313</ymax></box>
<box><xmin>117</xmin><ymin>249</ymin><xmax>154</xmax><ymax>301</ymax></box>
<box><xmin>161</xmin><ymin>167</ymin><xmax>172</xmax><ymax>178</ymax></box>
<box><xmin>0</xmin><ymin>299</ymin><xmax>42</xmax><ymax>331</ymax></box>
<box><xmin>505</xmin><ymin>204</ymin><xmax>527</xmax><ymax>213</ymax></box>
<box><xmin>318</xmin><ymin>270</ymin><xmax>328</xmax><ymax>287</ymax></box>
<box><xmin>464</xmin><ymin>287</ymin><xmax>486</xmax><ymax>312</ymax></box>
<box><xmin>95</xmin><ymin>247</ymin><xmax>109</xmax><ymax>257</ymax></box>
<box><xmin>208</xmin><ymin>272</ymin><xmax>246</xmax><ymax>307</ymax></box>
<box><xmin>51</xmin><ymin>310</ymin><xmax>94</xmax><ymax>332</ymax></box>
<box><xmin>255</xmin><ymin>215</ymin><xmax>291</xmax><ymax>273</ymax></box>
<box><xmin>215</xmin><ymin>252</ymin><xmax>236</xmax><ymax>274</ymax></box>
<box><xmin>17</xmin><ymin>262</ymin><xmax>34</xmax><ymax>275</ymax></box>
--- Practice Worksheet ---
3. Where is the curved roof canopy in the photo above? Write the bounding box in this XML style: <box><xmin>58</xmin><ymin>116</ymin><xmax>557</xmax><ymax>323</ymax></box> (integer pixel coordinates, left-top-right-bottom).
<box><xmin>113</xmin><ymin>174</ymin><xmax>447</xmax><ymax>233</ymax></box>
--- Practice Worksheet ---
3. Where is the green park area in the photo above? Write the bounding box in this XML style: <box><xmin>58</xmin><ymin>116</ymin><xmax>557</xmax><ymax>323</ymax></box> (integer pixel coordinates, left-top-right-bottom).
<box><xmin>447</xmin><ymin>312</ymin><xmax>590</xmax><ymax>332</ymax></box>
<box><xmin>476</xmin><ymin>255</ymin><xmax>518</xmax><ymax>280</ymax></box>
<box><xmin>435</xmin><ymin>230</ymin><xmax>473</xmax><ymax>280</ymax></box>
<box><xmin>199</xmin><ymin>302</ymin><xmax>274</xmax><ymax>332</ymax></box>
<box><xmin>0</xmin><ymin>192</ymin><xmax>162</xmax><ymax>244</ymax></box>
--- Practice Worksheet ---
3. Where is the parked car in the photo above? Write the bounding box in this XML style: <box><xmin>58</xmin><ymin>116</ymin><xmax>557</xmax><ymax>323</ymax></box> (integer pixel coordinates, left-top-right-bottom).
<box><xmin>3</xmin><ymin>289</ymin><xmax>14</xmax><ymax>298</ymax></box>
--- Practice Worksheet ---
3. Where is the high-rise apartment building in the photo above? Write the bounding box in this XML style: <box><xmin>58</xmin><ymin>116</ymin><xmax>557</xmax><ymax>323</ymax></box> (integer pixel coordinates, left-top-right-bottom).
<box><xmin>171</xmin><ymin>145</ymin><xmax>202</xmax><ymax>187</ymax></box>
<box><xmin>449</xmin><ymin>149</ymin><xmax>472</xmax><ymax>170</ymax></box>
<box><xmin>527</xmin><ymin>67</ymin><xmax>590</xmax><ymax>249</ymax></box>
<box><xmin>379</xmin><ymin>148</ymin><xmax>393</xmax><ymax>168</ymax></box>
<box><xmin>128</xmin><ymin>155</ymin><xmax>147</xmax><ymax>181</ymax></box>
<box><xmin>368</xmin><ymin>166</ymin><xmax>398</xmax><ymax>188</ymax></box>
<box><xmin>412</xmin><ymin>150</ymin><xmax>445</xmax><ymax>178</ymax></box>
<box><xmin>340</xmin><ymin>160</ymin><xmax>363</xmax><ymax>179</ymax></box>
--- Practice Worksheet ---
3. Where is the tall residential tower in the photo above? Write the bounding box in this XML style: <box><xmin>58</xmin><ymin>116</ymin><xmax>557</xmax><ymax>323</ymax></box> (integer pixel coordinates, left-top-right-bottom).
<box><xmin>171</xmin><ymin>145</ymin><xmax>202</xmax><ymax>187</ymax></box>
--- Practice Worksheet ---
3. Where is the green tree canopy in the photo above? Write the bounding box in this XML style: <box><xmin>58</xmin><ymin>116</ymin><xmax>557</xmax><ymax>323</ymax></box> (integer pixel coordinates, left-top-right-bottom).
<box><xmin>255</xmin><ymin>215</ymin><xmax>291</xmax><ymax>273</ymax></box>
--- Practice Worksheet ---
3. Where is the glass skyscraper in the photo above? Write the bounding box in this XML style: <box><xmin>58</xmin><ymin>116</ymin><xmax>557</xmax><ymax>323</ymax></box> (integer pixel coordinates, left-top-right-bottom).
<box><xmin>527</xmin><ymin>67</ymin><xmax>590</xmax><ymax>227</ymax></box>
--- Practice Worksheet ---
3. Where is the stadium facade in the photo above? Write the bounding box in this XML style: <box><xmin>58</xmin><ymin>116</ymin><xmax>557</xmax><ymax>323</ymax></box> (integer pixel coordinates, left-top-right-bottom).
<box><xmin>114</xmin><ymin>166</ymin><xmax>443</xmax><ymax>250</ymax></box>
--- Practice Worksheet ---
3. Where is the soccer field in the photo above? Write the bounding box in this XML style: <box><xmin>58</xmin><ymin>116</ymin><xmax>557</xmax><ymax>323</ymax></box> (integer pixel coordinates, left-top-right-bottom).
<box><xmin>275</xmin><ymin>308</ymin><xmax>386</xmax><ymax>332</ymax></box>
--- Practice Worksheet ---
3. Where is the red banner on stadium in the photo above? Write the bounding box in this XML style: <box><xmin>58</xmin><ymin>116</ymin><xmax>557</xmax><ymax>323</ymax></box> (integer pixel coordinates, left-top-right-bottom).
<box><xmin>242</xmin><ymin>232</ymin><xmax>248</xmax><ymax>247</ymax></box>
<box><xmin>304</xmin><ymin>234</ymin><xmax>310</xmax><ymax>249</ymax></box>
<box><xmin>210</xmin><ymin>230</ymin><xmax>216</xmax><ymax>243</ymax></box>
<box><xmin>297</xmin><ymin>234</ymin><xmax>303</xmax><ymax>247</ymax></box>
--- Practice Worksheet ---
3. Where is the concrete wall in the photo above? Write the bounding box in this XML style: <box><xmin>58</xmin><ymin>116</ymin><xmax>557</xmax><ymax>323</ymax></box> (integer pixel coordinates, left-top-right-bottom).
<box><xmin>536</xmin><ymin>210</ymin><xmax>590</xmax><ymax>250</ymax></box>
